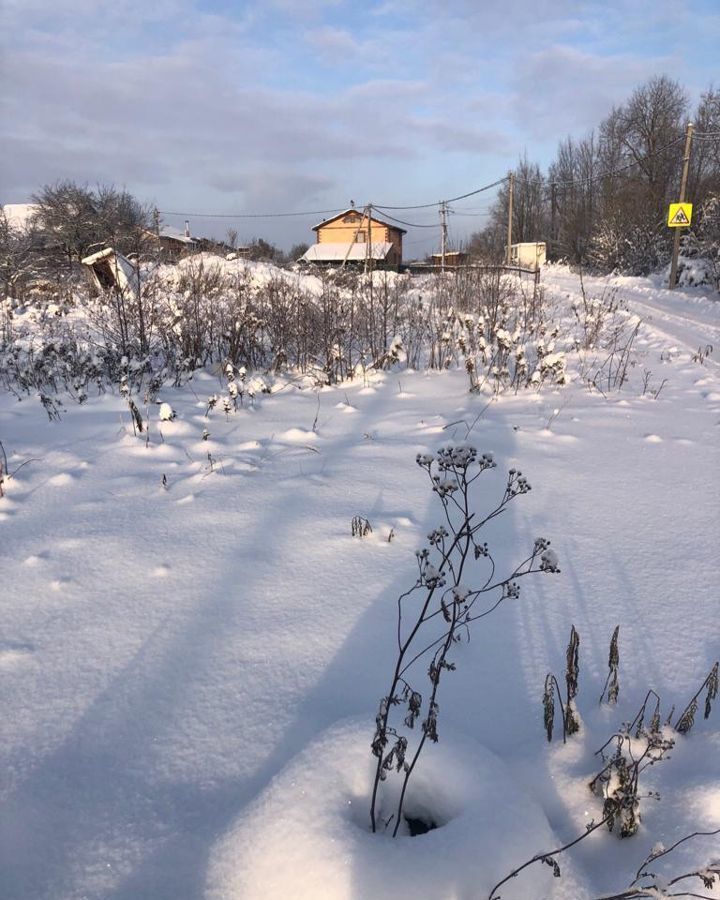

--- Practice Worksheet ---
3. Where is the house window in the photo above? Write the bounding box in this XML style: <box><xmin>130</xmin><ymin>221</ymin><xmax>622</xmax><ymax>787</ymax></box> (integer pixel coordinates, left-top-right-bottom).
<box><xmin>343</xmin><ymin>214</ymin><xmax>359</xmax><ymax>223</ymax></box>
<box><xmin>355</xmin><ymin>231</ymin><xmax>366</xmax><ymax>242</ymax></box>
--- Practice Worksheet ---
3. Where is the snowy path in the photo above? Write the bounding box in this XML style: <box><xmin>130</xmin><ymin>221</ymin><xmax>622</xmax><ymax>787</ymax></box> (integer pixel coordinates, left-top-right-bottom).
<box><xmin>623</xmin><ymin>293</ymin><xmax>720</xmax><ymax>368</ymax></box>
<box><xmin>547</xmin><ymin>265</ymin><xmax>720</xmax><ymax>368</ymax></box>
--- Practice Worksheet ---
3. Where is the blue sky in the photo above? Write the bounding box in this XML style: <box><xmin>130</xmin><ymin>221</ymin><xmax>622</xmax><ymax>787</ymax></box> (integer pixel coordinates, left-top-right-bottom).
<box><xmin>2</xmin><ymin>0</ymin><xmax>718</xmax><ymax>255</ymax></box>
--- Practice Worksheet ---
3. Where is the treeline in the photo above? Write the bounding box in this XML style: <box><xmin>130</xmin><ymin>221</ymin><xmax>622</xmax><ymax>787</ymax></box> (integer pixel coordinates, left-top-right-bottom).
<box><xmin>470</xmin><ymin>76</ymin><xmax>720</xmax><ymax>278</ymax></box>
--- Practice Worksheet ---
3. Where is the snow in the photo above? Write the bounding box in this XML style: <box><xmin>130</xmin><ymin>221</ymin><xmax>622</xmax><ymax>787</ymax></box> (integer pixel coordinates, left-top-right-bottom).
<box><xmin>205</xmin><ymin>719</ymin><xmax>586</xmax><ymax>900</ymax></box>
<box><xmin>1</xmin><ymin>265</ymin><xmax>719</xmax><ymax>900</ymax></box>
<box><xmin>2</xmin><ymin>202</ymin><xmax>38</xmax><ymax>231</ymax></box>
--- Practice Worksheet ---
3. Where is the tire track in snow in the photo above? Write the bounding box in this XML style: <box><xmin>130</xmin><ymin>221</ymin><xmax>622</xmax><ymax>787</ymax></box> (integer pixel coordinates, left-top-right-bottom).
<box><xmin>625</xmin><ymin>295</ymin><xmax>720</xmax><ymax>370</ymax></box>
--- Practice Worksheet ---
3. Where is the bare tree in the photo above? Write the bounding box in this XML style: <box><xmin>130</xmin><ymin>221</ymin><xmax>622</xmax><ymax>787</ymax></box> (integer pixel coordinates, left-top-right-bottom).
<box><xmin>31</xmin><ymin>181</ymin><xmax>150</xmax><ymax>266</ymax></box>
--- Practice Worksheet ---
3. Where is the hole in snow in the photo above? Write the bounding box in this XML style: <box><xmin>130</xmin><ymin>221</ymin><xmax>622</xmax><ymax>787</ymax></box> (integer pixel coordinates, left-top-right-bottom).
<box><xmin>404</xmin><ymin>814</ymin><xmax>437</xmax><ymax>836</ymax></box>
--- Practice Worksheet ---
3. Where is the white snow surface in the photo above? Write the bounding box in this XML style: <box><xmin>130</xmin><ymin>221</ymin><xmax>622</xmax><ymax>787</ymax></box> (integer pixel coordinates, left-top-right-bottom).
<box><xmin>1</xmin><ymin>266</ymin><xmax>719</xmax><ymax>900</ymax></box>
<box><xmin>2</xmin><ymin>203</ymin><xmax>38</xmax><ymax>231</ymax></box>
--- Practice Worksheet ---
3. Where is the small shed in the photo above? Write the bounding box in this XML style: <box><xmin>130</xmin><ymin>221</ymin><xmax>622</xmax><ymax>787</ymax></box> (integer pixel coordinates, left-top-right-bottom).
<box><xmin>81</xmin><ymin>248</ymin><xmax>139</xmax><ymax>297</ymax></box>
<box><xmin>509</xmin><ymin>242</ymin><xmax>546</xmax><ymax>270</ymax></box>
<box><xmin>430</xmin><ymin>250</ymin><xmax>468</xmax><ymax>268</ymax></box>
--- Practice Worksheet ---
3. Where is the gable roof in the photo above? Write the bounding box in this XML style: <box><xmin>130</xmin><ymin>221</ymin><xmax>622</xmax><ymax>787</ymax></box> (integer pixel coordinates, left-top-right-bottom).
<box><xmin>312</xmin><ymin>208</ymin><xmax>406</xmax><ymax>235</ymax></box>
<box><xmin>302</xmin><ymin>242</ymin><xmax>395</xmax><ymax>262</ymax></box>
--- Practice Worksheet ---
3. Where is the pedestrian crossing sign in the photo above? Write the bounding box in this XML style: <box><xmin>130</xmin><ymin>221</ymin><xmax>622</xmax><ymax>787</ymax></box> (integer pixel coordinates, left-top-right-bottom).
<box><xmin>667</xmin><ymin>203</ymin><xmax>693</xmax><ymax>227</ymax></box>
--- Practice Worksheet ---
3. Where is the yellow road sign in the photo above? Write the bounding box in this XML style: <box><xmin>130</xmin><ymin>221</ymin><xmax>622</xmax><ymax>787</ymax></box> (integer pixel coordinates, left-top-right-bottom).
<box><xmin>668</xmin><ymin>202</ymin><xmax>693</xmax><ymax>227</ymax></box>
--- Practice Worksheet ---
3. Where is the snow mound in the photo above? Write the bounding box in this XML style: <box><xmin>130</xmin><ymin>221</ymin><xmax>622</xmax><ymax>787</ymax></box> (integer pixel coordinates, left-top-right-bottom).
<box><xmin>206</xmin><ymin>718</ymin><xmax>584</xmax><ymax>900</ymax></box>
<box><xmin>277</xmin><ymin>427</ymin><xmax>317</xmax><ymax>443</ymax></box>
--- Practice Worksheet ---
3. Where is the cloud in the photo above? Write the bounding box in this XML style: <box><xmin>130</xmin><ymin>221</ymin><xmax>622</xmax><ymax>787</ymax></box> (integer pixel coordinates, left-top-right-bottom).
<box><xmin>510</xmin><ymin>45</ymin><xmax>676</xmax><ymax>140</ymax></box>
<box><xmin>1</xmin><ymin>0</ymin><xmax>716</xmax><ymax>250</ymax></box>
<box><xmin>303</xmin><ymin>26</ymin><xmax>361</xmax><ymax>63</ymax></box>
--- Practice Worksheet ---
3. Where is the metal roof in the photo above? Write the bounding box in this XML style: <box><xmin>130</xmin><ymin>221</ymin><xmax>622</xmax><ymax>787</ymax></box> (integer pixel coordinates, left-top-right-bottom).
<box><xmin>159</xmin><ymin>225</ymin><xmax>196</xmax><ymax>243</ymax></box>
<box><xmin>301</xmin><ymin>242</ymin><xmax>394</xmax><ymax>262</ymax></box>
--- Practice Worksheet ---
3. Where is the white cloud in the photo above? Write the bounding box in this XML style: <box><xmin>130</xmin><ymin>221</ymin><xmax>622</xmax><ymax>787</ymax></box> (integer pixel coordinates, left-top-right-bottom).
<box><xmin>510</xmin><ymin>45</ymin><xmax>677</xmax><ymax>140</ymax></box>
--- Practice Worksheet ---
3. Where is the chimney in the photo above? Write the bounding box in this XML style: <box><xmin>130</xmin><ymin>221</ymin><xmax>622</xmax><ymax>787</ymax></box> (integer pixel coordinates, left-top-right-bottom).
<box><xmin>184</xmin><ymin>220</ymin><xmax>190</xmax><ymax>238</ymax></box>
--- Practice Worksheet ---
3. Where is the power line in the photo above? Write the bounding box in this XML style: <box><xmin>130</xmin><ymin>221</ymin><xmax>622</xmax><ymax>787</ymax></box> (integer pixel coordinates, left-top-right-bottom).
<box><xmin>533</xmin><ymin>135</ymin><xmax>686</xmax><ymax>188</ymax></box>
<box><xmin>374</xmin><ymin>176</ymin><xmax>509</xmax><ymax>211</ymax></box>
<box><xmin>449</xmin><ymin>203</ymin><xmax>493</xmax><ymax>212</ymax></box>
<box><xmin>372</xmin><ymin>199</ymin><xmax>444</xmax><ymax>211</ymax></box>
<box><xmin>376</xmin><ymin>210</ymin><xmax>442</xmax><ymax>229</ymax></box>
<box><xmin>157</xmin><ymin>207</ymin><xmax>346</xmax><ymax>219</ymax></box>
<box><xmin>445</xmin><ymin>176</ymin><xmax>509</xmax><ymax>204</ymax></box>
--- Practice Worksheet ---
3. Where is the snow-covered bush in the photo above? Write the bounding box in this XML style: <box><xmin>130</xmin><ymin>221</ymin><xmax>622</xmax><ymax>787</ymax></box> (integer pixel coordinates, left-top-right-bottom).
<box><xmin>2</xmin><ymin>262</ymin><xmax>625</xmax><ymax>409</ymax></box>
<box><xmin>678</xmin><ymin>194</ymin><xmax>720</xmax><ymax>290</ymax></box>
<box><xmin>588</xmin><ymin>217</ymin><xmax>670</xmax><ymax>276</ymax></box>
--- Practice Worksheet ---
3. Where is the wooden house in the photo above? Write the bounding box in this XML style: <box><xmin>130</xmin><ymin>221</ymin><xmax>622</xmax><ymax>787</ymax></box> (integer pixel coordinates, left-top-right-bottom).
<box><xmin>144</xmin><ymin>220</ymin><xmax>198</xmax><ymax>260</ymax></box>
<box><xmin>302</xmin><ymin>207</ymin><xmax>405</xmax><ymax>269</ymax></box>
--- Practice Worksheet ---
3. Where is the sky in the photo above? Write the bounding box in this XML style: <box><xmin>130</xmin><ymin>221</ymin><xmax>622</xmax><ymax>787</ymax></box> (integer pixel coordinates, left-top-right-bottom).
<box><xmin>1</xmin><ymin>0</ymin><xmax>719</xmax><ymax>256</ymax></box>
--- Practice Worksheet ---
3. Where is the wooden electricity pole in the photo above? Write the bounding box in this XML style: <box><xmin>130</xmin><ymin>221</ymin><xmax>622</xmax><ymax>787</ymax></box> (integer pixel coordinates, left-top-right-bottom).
<box><xmin>506</xmin><ymin>172</ymin><xmax>514</xmax><ymax>265</ymax></box>
<box><xmin>366</xmin><ymin>204</ymin><xmax>373</xmax><ymax>274</ymax></box>
<box><xmin>342</xmin><ymin>204</ymin><xmax>370</xmax><ymax>269</ymax></box>
<box><xmin>669</xmin><ymin>122</ymin><xmax>694</xmax><ymax>290</ymax></box>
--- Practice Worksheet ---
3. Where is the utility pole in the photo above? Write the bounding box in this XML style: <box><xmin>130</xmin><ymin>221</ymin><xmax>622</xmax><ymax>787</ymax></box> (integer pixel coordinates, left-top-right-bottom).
<box><xmin>342</xmin><ymin>203</ymin><xmax>370</xmax><ymax>269</ymax></box>
<box><xmin>669</xmin><ymin>122</ymin><xmax>694</xmax><ymax>290</ymax></box>
<box><xmin>439</xmin><ymin>201</ymin><xmax>448</xmax><ymax>271</ymax></box>
<box><xmin>550</xmin><ymin>182</ymin><xmax>557</xmax><ymax>260</ymax></box>
<box><xmin>366</xmin><ymin>204</ymin><xmax>373</xmax><ymax>275</ymax></box>
<box><xmin>506</xmin><ymin>172</ymin><xmax>514</xmax><ymax>266</ymax></box>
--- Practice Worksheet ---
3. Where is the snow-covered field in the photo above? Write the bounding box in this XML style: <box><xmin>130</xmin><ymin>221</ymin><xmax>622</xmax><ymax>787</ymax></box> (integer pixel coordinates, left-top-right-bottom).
<box><xmin>1</xmin><ymin>267</ymin><xmax>718</xmax><ymax>900</ymax></box>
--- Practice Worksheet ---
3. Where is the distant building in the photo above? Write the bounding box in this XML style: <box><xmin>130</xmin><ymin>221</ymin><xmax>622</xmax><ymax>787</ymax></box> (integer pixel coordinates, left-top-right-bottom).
<box><xmin>146</xmin><ymin>220</ymin><xmax>198</xmax><ymax>260</ymax></box>
<box><xmin>302</xmin><ymin>207</ymin><xmax>406</xmax><ymax>269</ymax></box>
<box><xmin>509</xmin><ymin>242</ymin><xmax>546</xmax><ymax>270</ymax></box>
<box><xmin>429</xmin><ymin>250</ymin><xmax>468</xmax><ymax>268</ymax></box>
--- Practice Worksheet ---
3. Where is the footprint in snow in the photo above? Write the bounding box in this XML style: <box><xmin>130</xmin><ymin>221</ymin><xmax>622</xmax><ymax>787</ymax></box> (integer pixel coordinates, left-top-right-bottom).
<box><xmin>643</xmin><ymin>434</ymin><xmax>663</xmax><ymax>443</ymax></box>
<box><xmin>48</xmin><ymin>472</ymin><xmax>75</xmax><ymax>486</ymax></box>
<box><xmin>0</xmin><ymin>641</ymin><xmax>35</xmax><ymax>668</ymax></box>
<box><xmin>23</xmin><ymin>551</ymin><xmax>50</xmax><ymax>566</ymax></box>
<box><xmin>50</xmin><ymin>576</ymin><xmax>73</xmax><ymax>591</ymax></box>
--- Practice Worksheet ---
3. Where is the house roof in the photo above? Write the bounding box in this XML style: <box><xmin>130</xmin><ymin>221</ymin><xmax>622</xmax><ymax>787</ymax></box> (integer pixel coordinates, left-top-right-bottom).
<box><xmin>301</xmin><ymin>242</ymin><xmax>395</xmax><ymax>262</ymax></box>
<box><xmin>159</xmin><ymin>225</ymin><xmax>197</xmax><ymax>244</ymax></box>
<box><xmin>312</xmin><ymin>209</ymin><xmax>406</xmax><ymax>235</ymax></box>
